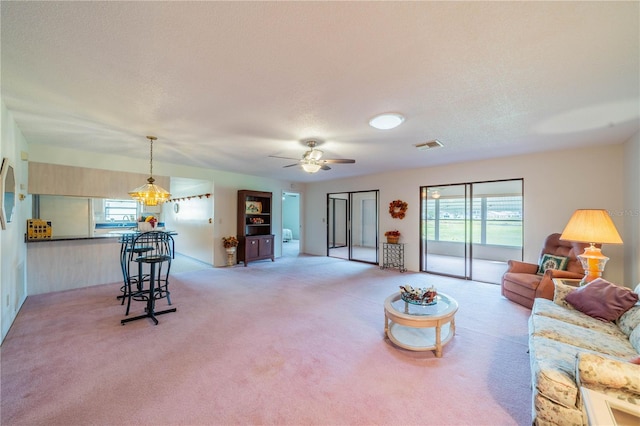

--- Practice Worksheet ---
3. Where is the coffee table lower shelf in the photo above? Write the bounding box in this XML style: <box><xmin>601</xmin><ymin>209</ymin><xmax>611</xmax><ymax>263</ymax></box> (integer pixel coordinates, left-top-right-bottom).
<box><xmin>386</xmin><ymin>322</ymin><xmax>454</xmax><ymax>353</ymax></box>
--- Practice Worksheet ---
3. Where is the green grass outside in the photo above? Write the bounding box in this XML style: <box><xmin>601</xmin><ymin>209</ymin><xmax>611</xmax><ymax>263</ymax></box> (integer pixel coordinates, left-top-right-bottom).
<box><xmin>423</xmin><ymin>219</ymin><xmax>522</xmax><ymax>247</ymax></box>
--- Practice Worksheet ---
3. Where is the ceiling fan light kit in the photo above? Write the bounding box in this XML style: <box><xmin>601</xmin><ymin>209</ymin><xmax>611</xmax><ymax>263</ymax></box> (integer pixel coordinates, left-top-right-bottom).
<box><xmin>269</xmin><ymin>140</ymin><xmax>355</xmax><ymax>174</ymax></box>
<box><xmin>301</xmin><ymin>162</ymin><xmax>322</xmax><ymax>173</ymax></box>
<box><xmin>369</xmin><ymin>113</ymin><xmax>405</xmax><ymax>130</ymax></box>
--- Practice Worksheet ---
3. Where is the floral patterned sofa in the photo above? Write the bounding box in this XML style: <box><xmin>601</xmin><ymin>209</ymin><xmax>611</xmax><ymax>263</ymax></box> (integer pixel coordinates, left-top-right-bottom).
<box><xmin>528</xmin><ymin>281</ymin><xmax>640</xmax><ymax>425</ymax></box>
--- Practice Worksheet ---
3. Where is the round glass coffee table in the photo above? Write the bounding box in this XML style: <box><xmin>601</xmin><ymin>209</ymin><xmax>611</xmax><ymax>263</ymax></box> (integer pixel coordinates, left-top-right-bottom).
<box><xmin>384</xmin><ymin>292</ymin><xmax>458</xmax><ymax>357</ymax></box>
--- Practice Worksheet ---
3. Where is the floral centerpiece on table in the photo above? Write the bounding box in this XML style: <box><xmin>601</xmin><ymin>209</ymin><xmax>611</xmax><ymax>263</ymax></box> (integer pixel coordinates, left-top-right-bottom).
<box><xmin>399</xmin><ymin>285</ymin><xmax>438</xmax><ymax>305</ymax></box>
<box><xmin>222</xmin><ymin>236</ymin><xmax>239</xmax><ymax>248</ymax></box>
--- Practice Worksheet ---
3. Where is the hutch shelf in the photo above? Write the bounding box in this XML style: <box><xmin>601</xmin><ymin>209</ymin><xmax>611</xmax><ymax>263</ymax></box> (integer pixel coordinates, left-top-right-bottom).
<box><xmin>237</xmin><ymin>190</ymin><xmax>275</xmax><ymax>266</ymax></box>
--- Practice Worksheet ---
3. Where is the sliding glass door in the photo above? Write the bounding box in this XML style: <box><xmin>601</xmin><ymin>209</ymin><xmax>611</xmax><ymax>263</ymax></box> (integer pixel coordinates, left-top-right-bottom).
<box><xmin>420</xmin><ymin>179</ymin><xmax>523</xmax><ymax>284</ymax></box>
<box><xmin>328</xmin><ymin>190</ymin><xmax>379</xmax><ymax>264</ymax></box>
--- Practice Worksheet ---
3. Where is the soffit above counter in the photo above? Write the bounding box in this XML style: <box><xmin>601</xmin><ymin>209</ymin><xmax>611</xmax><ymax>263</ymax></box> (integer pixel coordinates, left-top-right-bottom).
<box><xmin>28</xmin><ymin>162</ymin><xmax>170</xmax><ymax>199</ymax></box>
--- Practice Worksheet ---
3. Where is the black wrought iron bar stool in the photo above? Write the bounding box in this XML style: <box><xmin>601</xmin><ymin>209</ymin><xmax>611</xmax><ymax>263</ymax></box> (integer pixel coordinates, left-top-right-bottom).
<box><xmin>118</xmin><ymin>233</ymin><xmax>153</xmax><ymax>315</ymax></box>
<box><xmin>121</xmin><ymin>231</ymin><xmax>176</xmax><ymax>325</ymax></box>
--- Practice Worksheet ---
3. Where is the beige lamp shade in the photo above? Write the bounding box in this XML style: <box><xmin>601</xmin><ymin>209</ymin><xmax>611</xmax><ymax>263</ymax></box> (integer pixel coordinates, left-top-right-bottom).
<box><xmin>560</xmin><ymin>209</ymin><xmax>622</xmax><ymax>285</ymax></box>
<box><xmin>559</xmin><ymin>209</ymin><xmax>623</xmax><ymax>244</ymax></box>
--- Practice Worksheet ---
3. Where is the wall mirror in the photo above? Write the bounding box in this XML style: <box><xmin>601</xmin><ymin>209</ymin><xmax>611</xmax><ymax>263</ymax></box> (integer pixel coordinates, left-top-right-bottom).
<box><xmin>1</xmin><ymin>158</ymin><xmax>16</xmax><ymax>230</ymax></box>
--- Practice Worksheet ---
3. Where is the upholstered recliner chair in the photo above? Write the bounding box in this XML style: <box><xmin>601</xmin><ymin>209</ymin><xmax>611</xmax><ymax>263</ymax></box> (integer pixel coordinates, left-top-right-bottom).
<box><xmin>501</xmin><ymin>233</ymin><xmax>590</xmax><ymax>308</ymax></box>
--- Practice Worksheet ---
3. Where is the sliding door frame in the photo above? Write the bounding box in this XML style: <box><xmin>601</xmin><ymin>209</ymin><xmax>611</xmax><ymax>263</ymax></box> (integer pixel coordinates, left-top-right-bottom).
<box><xmin>420</xmin><ymin>178</ymin><xmax>524</xmax><ymax>283</ymax></box>
<box><xmin>327</xmin><ymin>190</ymin><xmax>379</xmax><ymax>265</ymax></box>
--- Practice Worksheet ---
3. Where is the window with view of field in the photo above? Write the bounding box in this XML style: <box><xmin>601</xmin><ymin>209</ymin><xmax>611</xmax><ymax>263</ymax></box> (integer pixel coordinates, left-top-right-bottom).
<box><xmin>424</xmin><ymin>195</ymin><xmax>523</xmax><ymax>247</ymax></box>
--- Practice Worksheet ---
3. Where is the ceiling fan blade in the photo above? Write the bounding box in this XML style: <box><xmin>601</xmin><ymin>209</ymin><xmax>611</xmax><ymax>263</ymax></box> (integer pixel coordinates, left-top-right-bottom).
<box><xmin>282</xmin><ymin>163</ymin><xmax>300</xmax><ymax>168</ymax></box>
<box><xmin>269</xmin><ymin>155</ymin><xmax>300</xmax><ymax>161</ymax></box>
<box><xmin>321</xmin><ymin>164</ymin><xmax>331</xmax><ymax>170</ymax></box>
<box><xmin>323</xmin><ymin>158</ymin><xmax>355</xmax><ymax>164</ymax></box>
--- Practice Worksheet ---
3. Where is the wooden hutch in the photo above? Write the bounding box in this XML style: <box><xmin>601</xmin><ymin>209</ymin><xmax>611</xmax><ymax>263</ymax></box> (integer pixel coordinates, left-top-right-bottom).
<box><xmin>236</xmin><ymin>190</ymin><xmax>275</xmax><ymax>266</ymax></box>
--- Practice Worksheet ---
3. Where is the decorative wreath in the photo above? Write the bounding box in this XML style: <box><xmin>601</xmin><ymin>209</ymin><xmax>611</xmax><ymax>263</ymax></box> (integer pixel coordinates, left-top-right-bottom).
<box><xmin>389</xmin><ymin>199</ymin><xmax>408</xmax><ymax>219</ymax></box>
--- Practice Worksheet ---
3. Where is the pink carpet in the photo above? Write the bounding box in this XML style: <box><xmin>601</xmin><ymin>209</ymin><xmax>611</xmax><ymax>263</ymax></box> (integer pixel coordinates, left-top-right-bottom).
<box><xmin>1</xmin><ymin>254</ymin><xmax>532</xmax><ymax>425</ymax></box>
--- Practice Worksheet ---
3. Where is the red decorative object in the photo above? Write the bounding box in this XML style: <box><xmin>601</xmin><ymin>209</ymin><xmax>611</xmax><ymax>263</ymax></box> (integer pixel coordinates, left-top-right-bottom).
<box><xmin>389</xmin><ymin>199</ymin><xmax>408</xmax><ymax>219</ymax></box>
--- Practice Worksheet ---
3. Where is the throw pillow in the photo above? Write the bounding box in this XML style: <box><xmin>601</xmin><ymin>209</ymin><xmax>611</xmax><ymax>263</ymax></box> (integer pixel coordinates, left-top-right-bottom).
<box><xmin>630</xmin><ymin>326</ymin><xmax>640</xmax><ymax>354</ymax></box>
<box><xmin>618</xmin><ymin>305</ymin><xmax>640</xmax><ymax>337</ymax></box>
<box><xmin>565</xmin><ymin>278</ymin><xmax>639</xmax><ymax>322</ymax></box>
<box><xmin>553</xmin><ymin>281</ymin><xmax>577</xmax><ymax>310</ymax></box>
<box><xmin>537</xmin><ymin>254</ymin><xmax>569</xmax><ymax>275</ymax></box>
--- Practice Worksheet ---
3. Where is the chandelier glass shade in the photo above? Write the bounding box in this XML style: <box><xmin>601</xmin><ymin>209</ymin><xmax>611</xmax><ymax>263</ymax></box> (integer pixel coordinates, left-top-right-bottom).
<box><xmin>129</xmin><ymin>136</ymin><xmax>171</xmax><ymax>206</ymax></box>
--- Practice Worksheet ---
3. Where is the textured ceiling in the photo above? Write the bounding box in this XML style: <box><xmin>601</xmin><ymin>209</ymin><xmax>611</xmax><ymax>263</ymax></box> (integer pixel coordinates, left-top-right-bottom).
<box><xmin>1</xmin><ymin>1</ymin><xmax>638</xmax><ymax>183</ymax></box>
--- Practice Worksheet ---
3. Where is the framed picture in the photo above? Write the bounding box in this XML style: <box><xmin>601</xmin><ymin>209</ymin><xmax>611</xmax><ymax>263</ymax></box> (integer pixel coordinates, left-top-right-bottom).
<box><xmin>245</xmin><ymin>201</ymin><xmax>262</xmax><ymax>214</ymax></box>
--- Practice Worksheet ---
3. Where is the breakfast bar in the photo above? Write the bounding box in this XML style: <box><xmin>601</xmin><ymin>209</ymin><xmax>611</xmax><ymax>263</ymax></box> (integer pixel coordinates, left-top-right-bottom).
<box><xmin>26</xmin><ymin>235</ymin><xmax>123</xmax><ymax>295</ymax></box>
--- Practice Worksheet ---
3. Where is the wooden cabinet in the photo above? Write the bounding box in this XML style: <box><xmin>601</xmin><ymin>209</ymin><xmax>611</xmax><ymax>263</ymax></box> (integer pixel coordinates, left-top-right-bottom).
<box><xmin>237</xmin><ymin>190</ymin><xmax>274</xmax><ymax>266</ymax></box>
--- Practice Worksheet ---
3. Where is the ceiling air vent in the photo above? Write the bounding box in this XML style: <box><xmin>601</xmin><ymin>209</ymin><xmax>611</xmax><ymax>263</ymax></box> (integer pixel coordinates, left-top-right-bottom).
<box><xmin>415</xmin><ymin>140</ymin><xmax>443</xmax><ymax>151</ymax></box>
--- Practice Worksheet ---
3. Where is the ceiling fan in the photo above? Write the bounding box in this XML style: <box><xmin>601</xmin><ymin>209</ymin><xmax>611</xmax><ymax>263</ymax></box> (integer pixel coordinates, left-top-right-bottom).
<box><xmin>269</xmin><ymin>140</ymin><xmax>355</xmax><ymax>173</ymax></box>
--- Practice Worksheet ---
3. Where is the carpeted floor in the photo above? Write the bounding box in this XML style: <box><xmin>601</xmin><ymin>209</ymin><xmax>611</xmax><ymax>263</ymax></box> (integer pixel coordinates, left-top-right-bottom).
<box><xmin>1</xmin><ymin>253</ymin><xmax>532</xmax><ymax>425</ymax></box>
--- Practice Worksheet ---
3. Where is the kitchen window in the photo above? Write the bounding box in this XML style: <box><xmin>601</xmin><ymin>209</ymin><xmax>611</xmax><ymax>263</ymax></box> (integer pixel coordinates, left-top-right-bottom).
<box><xmin>104</xmin><ymin>199</ymin><xmax>138</xmax><ymax>222</ymax></box>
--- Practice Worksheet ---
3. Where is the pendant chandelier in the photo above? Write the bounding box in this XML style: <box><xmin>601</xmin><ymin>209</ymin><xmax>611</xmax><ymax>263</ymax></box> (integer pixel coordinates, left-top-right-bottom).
<box><xmin>128</xmin><ymin>136</ymin><xmax>171</xmax><ymax>206</ymax></box>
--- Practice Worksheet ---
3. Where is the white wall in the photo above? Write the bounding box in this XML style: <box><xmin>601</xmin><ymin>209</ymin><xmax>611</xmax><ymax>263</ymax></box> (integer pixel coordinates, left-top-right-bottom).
<box><xmin>304</xmin><ymin>144</ymin><xmax>630</xmax><ymax>286</ymax></box>
<box><xmin>164</xmin><ymin>179</ymin><xmax>215</xmax><ymax>264</ymax></box>
<box><xmin>623</xmin><ymin>132</ymin><xmax>640</xmax><ymax>287</ymax></box>
<box><xmin>1</xmin><ymin>101</ymin><xmax>30</xmax><ymax>342</ymax></box>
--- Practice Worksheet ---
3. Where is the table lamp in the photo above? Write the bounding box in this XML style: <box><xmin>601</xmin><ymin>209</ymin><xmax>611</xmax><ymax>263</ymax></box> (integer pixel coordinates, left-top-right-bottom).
<box><xmin>560</xmin><ymin>209</ymin><xmax>623</xmax><ymax>285</ymax></box>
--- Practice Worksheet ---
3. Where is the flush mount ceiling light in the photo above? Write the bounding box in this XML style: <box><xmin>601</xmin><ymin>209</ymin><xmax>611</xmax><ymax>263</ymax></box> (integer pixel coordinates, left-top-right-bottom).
<box><xmin>129</xmin><ymin>136</ymin><xmax>171</xmax><ymax>206</ymax></box>
<box><xmin>369</xmin><ymin>113</ymin><xmax>405</xmax><ymax>130</ymax></box>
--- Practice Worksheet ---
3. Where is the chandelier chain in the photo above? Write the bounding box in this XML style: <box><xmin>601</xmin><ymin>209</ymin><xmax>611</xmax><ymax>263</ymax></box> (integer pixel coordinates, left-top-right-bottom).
<box><xmin>149</xmin><ymin>138</ymin><xmax>153</xmax><ymax>177</ymax></box>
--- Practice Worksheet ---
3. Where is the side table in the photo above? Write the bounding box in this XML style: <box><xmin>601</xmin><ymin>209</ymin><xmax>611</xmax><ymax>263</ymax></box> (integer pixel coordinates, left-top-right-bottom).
<box><xmin>581</xmin><ymin>386</ymin><xmax>640</xmax><ymax>426</ymax></box>
<box><xmin>381</xmin><ymin>242</ymin><xmax>406</xmax><ymax>272</ymax></box>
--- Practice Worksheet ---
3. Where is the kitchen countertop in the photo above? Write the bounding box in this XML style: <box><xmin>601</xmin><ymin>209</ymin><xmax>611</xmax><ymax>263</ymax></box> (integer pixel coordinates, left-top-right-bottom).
<box><xmin>25</xmin><ymin>229</ymin><xmax>173</xmax><ymax>243</ymax></box>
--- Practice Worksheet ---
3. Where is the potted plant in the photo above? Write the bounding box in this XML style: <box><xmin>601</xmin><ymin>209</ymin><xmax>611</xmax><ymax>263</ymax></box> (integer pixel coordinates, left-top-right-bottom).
<box><xmin>384</xmin><ymin>230</ymin><xmax>400</xmax><ymax>244</ymax></box>
<box><xmin>222</xmin><ymin>236</ymin><xmax>239</xmax><ymax>266</ymax></box>
<box><xmin>222</xmin><ymin>236</ymin><xmax>239</xmax><ymax>250</ymax></box>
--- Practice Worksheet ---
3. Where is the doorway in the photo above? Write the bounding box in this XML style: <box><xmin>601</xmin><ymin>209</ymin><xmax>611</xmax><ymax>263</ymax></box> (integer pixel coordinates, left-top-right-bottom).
<box><xmin>282</xmin><ymin>191</ymin><xmax>300</xmax><ymax>257</ymax></box>
<box><xmin>327</xmin><ymin>190</ymin><xmax>379</xmax><ymax>264</ymax></box>
<box><xmin>420</xmin><ymin>179</ymin><xmax>523</xmax><ymax>284</ymax></box>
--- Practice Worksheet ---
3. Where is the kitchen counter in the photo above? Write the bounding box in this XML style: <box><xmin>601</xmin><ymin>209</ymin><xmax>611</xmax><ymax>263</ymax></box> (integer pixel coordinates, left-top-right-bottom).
<box><xmin>25</xmin><ymin>227</ymin><xmax>170</xmax><ymax>242</ymax></box>
<box><xmin>25</xmin><ymin>234</ymin><xmax>122</xmax><ymax>243</ymax></box>
<box><xmin>26</xmin><ymin>229</ymin><xmax>177</xmax><ymax>295</ymax></box>
<box><xmin>26</xmin><ymin>237</ymin><xmax>122</xmax><ymax>295</ymax></box>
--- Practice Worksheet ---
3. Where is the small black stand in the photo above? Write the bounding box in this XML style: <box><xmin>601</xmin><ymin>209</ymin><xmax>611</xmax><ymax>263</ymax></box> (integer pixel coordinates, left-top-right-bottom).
<box><xmin>381</xmin><ymin>242</ymin><xmax>407</xmax><ymax>273</ymax></box>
